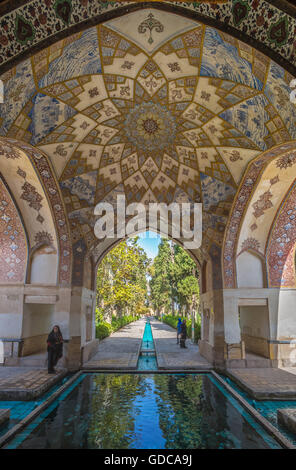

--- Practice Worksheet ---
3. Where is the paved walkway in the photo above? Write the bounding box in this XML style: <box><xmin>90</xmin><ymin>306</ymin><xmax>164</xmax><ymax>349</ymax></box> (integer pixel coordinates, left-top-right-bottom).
<box><xmin>0</xmin><ymin>367</ymin><xmax>66</xmax><ymax>400</ymax></box>
<box><xmin>151</xmin><ymin>319</ymin><xmax>212</xmax><ymax>370</ymax></box>
<box><xmin>83</xmin><ymin>318</ymin><xmax>145</xmax><ymax>369</ymax></box>
<box><xmin>227</xmin><ymin>367</ymin><xmax>296</xmax><ymax>400</ymax></box>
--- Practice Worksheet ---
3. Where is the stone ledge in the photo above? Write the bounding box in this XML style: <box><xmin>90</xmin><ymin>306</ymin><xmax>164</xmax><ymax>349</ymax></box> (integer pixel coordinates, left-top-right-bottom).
<box><xmin>278</xmin><ymin>409</ymin><xmax>296</xmax><ymax>434</ymax></box>
<box><xmin>0</xmin><ymin>370</ymin><xmax>67</xmax><ymax>401</ymax></box>
<box><xmin>226</xmin><ymin>368</ymin><xmax>296</xmax><ymax>400</ymax></box>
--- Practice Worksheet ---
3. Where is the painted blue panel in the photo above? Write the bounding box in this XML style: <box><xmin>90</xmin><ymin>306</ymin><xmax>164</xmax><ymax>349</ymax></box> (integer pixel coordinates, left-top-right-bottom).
<box><xmin>200</xmin><ymin>28</ymin><xmax>262</xmax><ymax>90</ymax></box>
<box><xmin>39</xmin><ymin>28</ymin><xmax>101</xmax><ymax>88</ymax></box>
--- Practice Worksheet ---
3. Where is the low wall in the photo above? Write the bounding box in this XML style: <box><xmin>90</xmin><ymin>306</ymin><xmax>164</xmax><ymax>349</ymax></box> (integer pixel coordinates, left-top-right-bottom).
<box><xmin>82</xmin><ymin>338</ymin><xmax>99</xmax><ymax>364</ymax></box>
<box><xmin>21</xmin><ymin>334</ymin><xmax>47</xmax><ymax>356</ymax></box>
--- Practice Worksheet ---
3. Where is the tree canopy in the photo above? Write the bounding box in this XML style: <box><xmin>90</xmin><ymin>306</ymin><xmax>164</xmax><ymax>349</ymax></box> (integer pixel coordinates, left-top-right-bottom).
<box><xmin>96</xmin><ymin>237</ymin><xmax>150</xmax><ymax>319</ymax></box>
<box><xmin>149</xmin><ymin>238</ymin><xmax>199</xmax><ymax>316</ymax></box>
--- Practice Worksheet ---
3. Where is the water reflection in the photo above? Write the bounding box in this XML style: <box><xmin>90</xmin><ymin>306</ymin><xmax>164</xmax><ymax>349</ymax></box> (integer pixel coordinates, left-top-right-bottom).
<box><xmin>15</xmin><ymin>374</ymin><xmax>280</xmax><ymax>449</ymax></box>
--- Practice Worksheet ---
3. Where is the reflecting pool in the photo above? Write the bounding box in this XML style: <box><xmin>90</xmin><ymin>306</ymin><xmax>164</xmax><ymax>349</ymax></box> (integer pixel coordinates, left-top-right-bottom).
<box><xmin>5</xmin><ymin>373</ymin><xmax>282</xmax><ymax>449</ymax></box>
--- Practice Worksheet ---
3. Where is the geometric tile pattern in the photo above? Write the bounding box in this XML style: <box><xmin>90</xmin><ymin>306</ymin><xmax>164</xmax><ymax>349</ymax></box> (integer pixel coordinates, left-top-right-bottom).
<box><xmin>1</xmin><ymin>10</ymin><xmax>295</xmax><ymax>265</ymax></box>
<box><xmin>0</xmin><ymin>7</ymin><xmax>295</xmax><ymax>288</ymax></box>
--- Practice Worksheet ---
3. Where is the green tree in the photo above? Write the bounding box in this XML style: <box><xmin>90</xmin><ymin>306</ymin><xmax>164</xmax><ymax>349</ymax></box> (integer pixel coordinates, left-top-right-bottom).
<box><xmin>96</xmin><ymin>237</ymin><xmax>150</xmax><ymax>321</ymax></box>
<box><xmin>149</xmin><ymin>238</ymin><xmax>173</xmax><ymax>315</ymax></box>
<box><xmin>149</xmin><ymin>241</ymin><xmax>199</xmax><ymax>318</ymax></box>
<box><xmin>170</xmin><ymin>245</ymin><xmax>199</xmax><ymax>316</ymax></box>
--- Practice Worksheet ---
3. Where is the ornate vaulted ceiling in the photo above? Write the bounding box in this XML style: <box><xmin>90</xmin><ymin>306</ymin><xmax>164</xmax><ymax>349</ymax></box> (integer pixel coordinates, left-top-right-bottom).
<box><xmin>0</xmin><ymin>8</ymin><xmax>295</xmax><ymax>258</ymax></box>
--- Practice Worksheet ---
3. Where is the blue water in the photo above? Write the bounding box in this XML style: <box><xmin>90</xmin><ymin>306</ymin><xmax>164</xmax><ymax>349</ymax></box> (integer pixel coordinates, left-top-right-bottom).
<box><xmin>141</xmin><ymin>320</ymin><xmax>154</xmax><ymax>350</ymax></box>
<box><xmin>137</xmin><ymin>320</ymin><xmax>158</xmax><ymax>371</ymax></box>
<box><xmin>4</xmin><ymin>373</ymin><xmax>282</xmax><ymax>449</ymax></box>
<box><xmin>222</xmin><ymin>375</ymin><xmax>296</xmax><ymax>447</ymax></box>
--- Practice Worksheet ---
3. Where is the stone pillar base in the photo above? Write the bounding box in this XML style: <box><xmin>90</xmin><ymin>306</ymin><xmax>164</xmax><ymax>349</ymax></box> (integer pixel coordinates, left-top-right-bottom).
<box><xmin>198</xmin><ymin>339</ymin><xmax>214</xmax><ymax>363</ymax></box>
<box><xmin>66</xmin><ymin>336</ymin><xmax>82</xmax><ymax>370</ymax></box>
<box><xmin>82</xmin><ymin>339</ymin><xmax>99</xmax><ymax>364</ymax></box>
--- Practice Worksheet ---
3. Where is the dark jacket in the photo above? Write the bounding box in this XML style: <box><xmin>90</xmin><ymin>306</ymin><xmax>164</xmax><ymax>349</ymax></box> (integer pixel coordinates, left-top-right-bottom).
<box><xmin>181</xmin><ymin>322</ymin><xmax>187</xmax><ymax>339</ymax></box>
<box><xmin>47</xmin><ymin>331</ymin><xmax>63</xmax><ymax>358</ymax></box>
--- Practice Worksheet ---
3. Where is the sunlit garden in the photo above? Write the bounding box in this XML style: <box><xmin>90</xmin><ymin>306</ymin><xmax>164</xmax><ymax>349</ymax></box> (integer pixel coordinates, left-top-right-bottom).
<box><xmin>95</xmin><ymin>234</ymin><xmax>201</xmax><ymax>342</ymax></box>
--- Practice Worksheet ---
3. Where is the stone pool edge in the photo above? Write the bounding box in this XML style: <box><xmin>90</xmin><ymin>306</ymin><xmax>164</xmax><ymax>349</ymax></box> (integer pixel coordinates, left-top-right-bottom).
<box><xmin>211</xmin><ymin>371</ymin><xmax>295</xmax><ymax>450</ymax></box>
<box><xmin>0</xmin><ymin>371</ymin><xmax>82</xmax><ymax>449</ymax></box>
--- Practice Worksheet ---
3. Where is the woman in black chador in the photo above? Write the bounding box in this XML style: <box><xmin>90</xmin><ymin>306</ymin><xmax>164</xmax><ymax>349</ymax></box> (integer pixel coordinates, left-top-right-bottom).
<box><xmin>180</xmin><ymin>320</ymin><xmax>187</xmax><ymax>349</ymax></box>
<box><xmin>47</xmin><ymin>325</ymin><xmax>63</xmax><ymax>374</ymax></box>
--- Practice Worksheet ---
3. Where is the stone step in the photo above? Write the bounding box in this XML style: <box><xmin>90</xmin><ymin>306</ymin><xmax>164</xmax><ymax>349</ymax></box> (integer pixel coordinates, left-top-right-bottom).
<box><xmin>226</xmin><ymin>357</ymin><xmax>272</xmax><ymax>369</ymax></box>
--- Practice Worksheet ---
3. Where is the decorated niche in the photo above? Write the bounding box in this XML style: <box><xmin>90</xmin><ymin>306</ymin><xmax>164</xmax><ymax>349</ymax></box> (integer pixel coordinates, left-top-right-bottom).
<box><xmin>0</xmin><ymin>177</ymin><xmax>28</xmax><ymax>283</ymax></box>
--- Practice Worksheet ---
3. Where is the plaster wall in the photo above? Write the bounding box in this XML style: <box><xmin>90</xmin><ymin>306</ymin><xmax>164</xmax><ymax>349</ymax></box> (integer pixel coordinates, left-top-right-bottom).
<box><xmin>277</xmin><ymin>289</ymin><xmax>296</xmax><ymax>339</ymax></box>
<box><xmin>236</xmin><ymin>251</ymin><xmax>264</xmax><ymax>288</ymax></box>
<box><xmin>30</xmin><ymin>250</ymin><xmax>58</xmax><ymax>284</ymax></box>
<box><xmin>0</xmin><ymin>285</ymin><xmax>24</xmax><ymax>338</ymax></box>
<box><xmin>239</xmin><ymin>305</ymin><xmax>270</xmax><ymax>357</ymax></box>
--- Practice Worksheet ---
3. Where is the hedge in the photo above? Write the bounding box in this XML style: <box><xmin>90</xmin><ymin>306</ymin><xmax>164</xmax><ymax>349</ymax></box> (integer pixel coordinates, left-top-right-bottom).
<box><xmin>95</xmin><ymin>314</ymin><xmax>139</xmax><ymax>340</ymax></box>
<box><xmin>162</xmin><ymin>314</ymin><xmax>201</xmax><ymax>343</ymax></box>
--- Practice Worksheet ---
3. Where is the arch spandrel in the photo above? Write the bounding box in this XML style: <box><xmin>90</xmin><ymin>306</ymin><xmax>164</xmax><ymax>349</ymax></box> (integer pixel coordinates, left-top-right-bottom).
<box><xmin>0</xmin><ymin>138</ymin><xmax>72</xmax><ymax>286</ymax></box>
<box><xmin>267</xmin><ymin>182</ymin><xmax>296</xmax><ymax>288</ymax></box>
<box><xmin>223</xmin><ymin>142</ymin><xmax>296</xmax><ymax>289</ymax></box>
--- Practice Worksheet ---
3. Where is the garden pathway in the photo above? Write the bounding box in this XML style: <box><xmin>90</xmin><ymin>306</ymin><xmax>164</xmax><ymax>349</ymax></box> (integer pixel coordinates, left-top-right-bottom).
<box><xmin>83</xmin><ymin>318</ymin><xmax>145</xmax><ymax>369</ymax></box>
<box><xmin>150</xmin><ymin>319</ymin><xmax>212</xmax><ymax>370</ymax></box>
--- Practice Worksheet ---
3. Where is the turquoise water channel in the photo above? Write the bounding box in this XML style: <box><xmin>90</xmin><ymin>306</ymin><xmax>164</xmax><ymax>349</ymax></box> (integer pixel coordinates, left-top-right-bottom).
<box><xmin>137</xmin><ymin>320</ymin><xmax>158</xmax><ymax>371</ymax></box>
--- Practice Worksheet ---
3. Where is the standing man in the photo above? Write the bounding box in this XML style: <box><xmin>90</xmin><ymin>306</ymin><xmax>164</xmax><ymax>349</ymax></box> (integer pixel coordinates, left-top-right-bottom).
<box><xmin>177</xmin><ymin>318</ymin><xmax>182</xmax><ymax>344</ymax></box>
